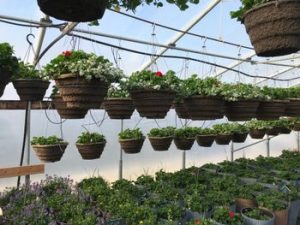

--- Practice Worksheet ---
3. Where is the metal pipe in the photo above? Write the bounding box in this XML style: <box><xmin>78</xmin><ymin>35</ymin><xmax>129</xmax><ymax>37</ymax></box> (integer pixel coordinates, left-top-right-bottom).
<box><xmin>119</xmin><ymin>119</ymin><xmax>124</xmax><ymax>180</ymax></box>
<box><xmin>233</xmin><ymin>136</ymin><xmax>276</xmax><ymax>153</ymax></box>
<box><xmin>230</xmin><ymin>142</ymin><xmax>234</xmax><ymax>162</ymax></box>
<box><xmin>25</xmin><ymin>101</ymin><xmax>31</xmax><ymax>188</ymax></box>
<box><xmin>266</xmin><ymin>135</ymin><xmax>270</xmax><ymax>157</ymax></box>
<box><xmin>182</xmin><ymin>151</ymin><xmax>186</xmax><ymax>169</ymax></box>
<box><xmin>297</xmin><ymin>132</ymin><xmax>300</xmax><ymax>152</ymax></box>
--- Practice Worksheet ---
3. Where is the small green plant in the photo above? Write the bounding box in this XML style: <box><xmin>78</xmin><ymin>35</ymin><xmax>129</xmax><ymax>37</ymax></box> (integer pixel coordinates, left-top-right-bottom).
<box><xmin>196</xmin><ymin>127</ymin><xmax>217</xmax><ymax>135</ymax></box>
<box><xmin>246</xmin><ymin>120</ymin><xmax>269</xmax><ymax>130</ymax></box>
<box><xmin>213</xmin><ymin>206</ymin><xmax>243</xmax><ymax>225</ymax></box>
<box><xmin>256</xmin><ymin>192</ymin><xmax>288</xmax><ymax>211</ymax></box>
<box><xmin>148</xmin><ymin>126</ymin><xmax>175</xmax><ymax>138</ymax></box>
<box><xmin>230</xmin><ymin>122</ymin><xmax>249</xmax><ymax>134</ymax></box>
<box><xmin>31</xmin><ymin>135</ymin><xmax>65</xmax><ymax>145</ymax></box>
<box><xmin>12</xmin><ymin>61</ymin><xmax>47</xmax><ymax>80</ymax></box>
<box><xmin>119</xmin><ymin>128</ymin><xmax>144</xmax><ymax>139</ymax></box>
<box><xmin>76</xmin><ymin>132</ymin><xmax>106</xmax><ymax>144</ymax></box>
<box><xmin>221</xmin><ymin>83</ymin><xmax>263</xmax><ymax>101</ymax></box>
<box><xmin>186</xmin><ymin>218</ymin><xmax>214</xmax><ymax>225</ymax></box>
<box><xmin>261</xmin><ymin>86</ymin><xmax>289</xmax><ymax>100</ymax></box>
<box><xmin>243</xmin><ymin>208</ymin><xmax>273</xmax><ymax>221</ymax></box>
<box><xmin>174</xmin><ymin>127</ymin><xmax>199</xmax><ymax>139</ymax></box>
<box><xmin>212</xmin><ymin>123</ymin><xmax>234</xmax><ymax>135</ymax></box>
<box><xmin>0</xmin><ymin>42</ymin><xmax>18</xmax><ymax>75</ymax></box>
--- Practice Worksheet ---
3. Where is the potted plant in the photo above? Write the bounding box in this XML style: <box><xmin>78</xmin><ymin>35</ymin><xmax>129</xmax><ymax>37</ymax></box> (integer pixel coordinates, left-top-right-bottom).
<box><xmin>185</xmin><ymin>193</ymin><xmax>212</xmax><ymax>219</ymax></box>
<box><xmin>213</xmin><ymin>123</ymin><xmax>233</xmax><ymax>145</ymax></box>
<box><xmin>51</xmin><ymin>86</ymin><xmax>88</xmax><ymax>119</ymax></box>
<box><xmin>241</xmin><ymin>208</ymin><xmax>275</xmax><ymax>225</ymax></box>
<box><xmin>212</xmin><ymin>206</ymin><xmax>244</xmax><ymax>225</ymax></box>
<box><xmin>103</xmin><ymin>80</ymin><xmax>135</xmax><ymax>120</ymax></box>
<box><xmin>246</xmin><ymin>120</ymin><xmax>268</xmax><ymax>139</ymax></box>
<box><xmin>174</xmin><ymin>127</ymin><xmax>198</xmax><ymax>150</ymax></box>
<box><xmin>12</xmin><ymin>61</ymin><xmax>50</xmax><ymax>101</ymax></box>
<box><xmin>119</xmin><ymin>128</ymin><xmax>145</xmax><ymax>154</ymax></box>
<box><xmin>234</xmin><ymin>186</ymin><xmax>257</xmax><ymax>213</ymax></box>
<box><xmin>231</xmin><ymin>0</ymin><xmax>300</xmax><ymax>57</ymax></box>
<box><xmin>174</xmin><ymin>78</ymin><xmax>190</xmax><ymax>119</ymax></box>
<box><xmin>127</xmin><ymin>70</ymin><xmax>179</xmax><ymax>119</ymax></box>
<box><xmin>277</xmin><ymin>119</ymin><xmax>293</xmax><ymax>134</ymax></box>
<box><xmin>195</xmin><ymin>127</ymin><xmax>217</xmax><ymax>147</ymax></box>
<box><xmin>76</xmin><ymin>132</ymin><xmax>106</xmax><ymax>160</ymax></box>
<box><xmin>147</xmin><ymin>127</ymin><xmax>175</xmax><ymax>151</ymax></box>
<box><xmin>291</xmin><ymin>117</ymin><xmax>300</xmax><ymax>131</ymax></box>
<box><xmin>31</xmin><ymin>135</ymin><xmax>68</xmax><ymax>162</ymax></box>
<box><xmin>186</xmin><ymin>218</ymin><xmax>214</xmax><ymax>225</ymax></box>
<box><xmin>44</xmin><ymin>50</ymin><xmax>123</xmax><ymax>110</ymax></box>
<box><xmin>231</xmin><ymin>123</ymin><xmax>249</xmax><ymax>143</ymax></box>
<box><xmin>284</xmin><ymin>86</ymin><xmax>300</xmax><ymax>117</ymax></box>
<box><xmin>257</xmin><ymin>87</ymin><xmax>289</xmax><ymax>120</ymax></box>
<box><xmin>265</xmin><ymin>120</ymin><xmax>283</xmax><ymax>136</ymax></box>
<box><xmin>0</xmin><ymin>42</ymin><xmax>18</xmax><ymax>97</ymax></box>
<box><xmin>222</xmin><ymin>83</ymin><xmax>263</xmax><ymax>121</ymax></box>
<box><xmin>182</xmin><ymin>76</ymin><xmax>225</xmax><ymax>120</ymax></box>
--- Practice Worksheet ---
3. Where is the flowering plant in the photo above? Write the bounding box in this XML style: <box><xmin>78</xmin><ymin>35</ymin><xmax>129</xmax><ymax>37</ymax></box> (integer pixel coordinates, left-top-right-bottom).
<box><xmin>44</xmin><ymin>50</ymin><xmax>124</xmax><ymax>83</ymax></box>
<box><xmin>127</xmin><ymin>70</ymin><xmax>180</xmax><ymax>91</ymax></box>
<box><xmin>12</xmin><ymin>61</ymin><xmax>48</xmax><ymax>80</ymax></box>
<box><xmin>0</xmin><ymin>42</ymin><xmax>18</xmax><ymax>75</ymax></box>
<box><xmin>221</xmin><ymin>83</ymin><xmax>264</xmax><ymax>101</ymax></box>
<box><xmin>213</xmin><ymin>206</ymin><xmax>243</xmax><ymax>225</ymax></box>
<box><xmin>76</xmin><ymin>132</ymin><xmax>106</xmax><ymax>144</ymax></box>
<box><xmin>107</xmin><ymin>77</ymin><xmax>130</xmax><ymax>98</ymax></box>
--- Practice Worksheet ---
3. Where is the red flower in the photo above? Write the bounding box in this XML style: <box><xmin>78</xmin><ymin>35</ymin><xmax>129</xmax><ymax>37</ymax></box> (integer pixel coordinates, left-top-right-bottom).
<box><xmin>62</xmin><ymin>51</ymin><xmax>72</xmax><ymax>57</ymax></box>
<box><xmin>229</xmin><ymin>211</ymin><xmax>235</xmax><ymax>218</ymax></box>
<box><xmin>155</xmin><ymin>71</ymin><xmax>163</xmax><ymax>77</ymax></box>
<box><xmin>194</xmin><ymin>219</ymin><xmax>202</xmax><ymax>224</ymax></box>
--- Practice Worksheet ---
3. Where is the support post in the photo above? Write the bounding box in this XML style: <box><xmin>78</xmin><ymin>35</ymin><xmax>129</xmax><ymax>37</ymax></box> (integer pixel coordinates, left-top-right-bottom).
<box><xmin>230</xmin><ymin>141</ymin><xmax>234</xmax><ymax>162</ymax></box>
<box><xmin>297</xmin><ymin>132</ymin><xmax>300</xmax><ymax>152</ymax></box>
<box><xmin>266</xmin><ymin>135</ymin><xmax>270</xmax><ymax>157</ymax></box>
<box><xmin>182</xmin><ymin>151</ymin><xmax>186</xmax><ymax>169</ymax></box>
<box><xmin>25</xmin><ymin>101</ymin><xmax>31</xmax><ymax>187</ymax></box>
<box><xmin>119</xmin><ymin>120</ymin><xmax>124</xmax><ymax>180</ymax></box>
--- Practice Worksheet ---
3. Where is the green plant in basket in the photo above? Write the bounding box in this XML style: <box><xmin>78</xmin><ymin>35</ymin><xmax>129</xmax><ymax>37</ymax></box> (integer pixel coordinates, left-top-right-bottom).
<box><xmin>12</xmin><ymin>61</ymin><xmax>48</xmax><ymax>80</ymax></box>
<box><xmin>0</xmin><ymin>42</ymin><xmax>18</xmax><ymax>75</ymax></box>
<box><xmin>119</xmin><ymin>128</ymin><xmax>144</xmax><ymax>140</ymax></box>
<box><xmin>221</xmin><ymin>83</ymin><xmax>263</xmax><ymax>102</ymax></box>
<box><xmin>107</xmin><ymin>76</ymin><xmax>130</xmax><ymax>98</ymax></box>
<box><xmin>196</xmin><ymin>127</ymin><xmax>217</xmax><ymax>135</ymax></box>
<box><xmin>31</xmin><ymin>135</ymin><xmax>65</xmax><ymax>145</ymax></box>
<box><xmin>76</xmin><ymin>132</ymin><xmax>106</xmax><ymax>144</ymax></box>
<box><xmin>261</xmin><ymin>86</ymin><xmax>289</xmax><ymax>100</ymax></box>
<box><xmin>246</xmin><ymin>120</ymin><xmax>270</xmax><ymax>130</ymax></box>
<box><xmin>44</xmin><ymin>50</ymin><xmax>124</xmax><ymax>83</ymax></box>
<box><xmin>174</xmin><ymin>127</ymin><xmax>200</xmax><ymax>139</ymax></box>
<box><xmin>212</xmin><ymin>206</ymin><xmax>243</xmax><ymax>225</ymax></box>
<box><xmin>256</xmin><ymin>191</ymin><xmax>288</xmax><ymax>211</ymax></box>
<box><xmin>148</xmin><ymin>126</ymin><xmax>175</xmax><ymax>138</ymax></box>
<box><xmin>186</xmin><ymin>218</ymin><xmax>214</xmax><ymax>225</ymax></box>
<box><xmin>243</xmin><ymin>208</ymin><xmax>273</xmax><ymax>221</ymax></box>
<box><xmin>212</xmin><ymin>123</ymin><xmax>234</xmax><ymax>135</ymax></box>
<box><xmin>230</xmin><ymin>122</ymin><xmax>249</xmax><ymax>134</ymax></box>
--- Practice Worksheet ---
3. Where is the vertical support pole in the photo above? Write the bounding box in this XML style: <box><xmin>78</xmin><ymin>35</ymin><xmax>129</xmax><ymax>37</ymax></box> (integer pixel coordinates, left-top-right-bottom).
<box><xmin>25</xmin><ymin>101</ymin><xmax>31</xmax><ymax>187</ymax></box>
<box><xmin>230</xmin><ymin>141</ymin><xmax>234</xmax><ymax>162</ymax></box>
<box><xmin>182</xmin><ymin>151</ymin><xmax>186</xmax><ymax>169</ymax></box>
<box><xmin>297</xmin><ymin>132</ymin><xmax>300</xmax><ymax>152</ymax></box>
<box><xmin>119</xmin><ymin>119</ymin><xmax>124</xmax><ymax>180</ymax></box>
<box><xmin>266</xmin><ymin>134</ymin><xmax>270</xmax><ymax>157</ymax></box>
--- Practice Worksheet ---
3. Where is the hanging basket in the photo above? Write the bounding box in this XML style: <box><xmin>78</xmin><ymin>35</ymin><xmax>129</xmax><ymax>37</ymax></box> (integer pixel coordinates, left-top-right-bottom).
<box><xmin>148</xmin><ymin>137</ymin><xmax>173</xmax><ymax>151</ymax></box>
<box><xmin>0</xmin><ymin>70</ymin><xmax>12</xmax><ymax>97</ymax></box>
<box><xmin>279</xmin><ymin>127</ymin><xmax>291</xmax><ymax>134</ymax></box>
<box><xmin>257</xmin><ymin>100</ymin><xmax>288</xmax><ymax>120</ymax></box>
<box><xmin>235</xmin><ymin>198</ymin><xmax>257</xmax><ymax>213</ymax></box>
<box><xmin>37</xmin><ymin>0</ymin><xmax>108</xmax><ymax>22</ymax></box>
<box><xmin>32</xmin><ymin>143</ymin><xmax>68</xmax><ymax>163</ymax></box>
<box><xmin>232</xmin><ymin>132</ymin><xmax>248</xmax><ymax>143</ymax></box>
<box><xmin>55</xmin><ymin>73</ymin><xmax>108</xmax><ymax>110</ymax></box>
<box><xmin>285</xmin><ymin>98</ymin><xmax>300</xmax><ymax>117</ymax></box>
<box><xmin>225</xmin><ymin>100</ymin><xmax>260</xmax><ymax>121</ymax></box>
<box><xmin>76</xmin><ymin>142</ymin><xmax>106</xmax><ymax>160</ymax></box>
<box><xmin>249</xmin><ymin>128</ymin><xmax>267</xmax><ymax>139</ymax></box>
<box><xmin>183</xmin><ymin>96</ymin><xmax>225</xmax><ymax>120</ymax></box>
<box><xmin>215</xmin><ymin>134</ymin><xmax>232</xmax><ymax>145</ymax></box>
<box><xmin>174</xmin><ymin>102</ymin><xmax>190</xmax><ymax>119</ymax></box>
<box><xmin>130</xmin><ymin>89</ymin><xmax>176</xmax><ymax>119</ymax></box>
<box><xmin>103</xmin><ymin>98</ymin><xmax>135</xmax><ymax>120</ymax></box>
<box><xmin>266</xmin><ymin>127</ymin><xmax>281</xmax><ymax>136</ymax></box>
<box><xmin>293</xmin><ymin>122</ymin><xmax>300</xmax><ymax>131</ymax></box>
<box><xmin>196</xmin><ymin>135</ymin><xmax>216</xmax><ymax>147</ymax></box>
<box><xmin>12</xmin><ymin>79</ymin><xmax>50</xmax><ymax>101</ymax></box>
<box><xmin>174</xmin><ymin>137</ymin><xmax>195</xmax><ymax>150</ymax></box>
<box><xmin>52</xmin><ymin>95</ymin><xmax>88</xmax><ymax>119</ymax></box>
<box><xmin>119</xmin><ymin>138</ymin><xmax>144</xmax><ymax>154</ymax></box>
<box><xmin>242</xmin><ymin>0</ymin><xmax>300</xmax><ymax>57</ymax></box>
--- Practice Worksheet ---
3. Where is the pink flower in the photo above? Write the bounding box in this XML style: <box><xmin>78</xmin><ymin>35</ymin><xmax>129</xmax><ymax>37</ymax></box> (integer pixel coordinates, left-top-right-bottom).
<box><xmin>229</xmin><ymin>211</ymin><xmax>235</xmax><ymax>219</ymax></box>
<box><xmin>62</xmin><ymin>51</ymin><xmax>72</xmax><ymax>57</ymax></box>
<box><xmin>155</xmin><ymin>71</ymin><xmax>163</xmax><ymax>77</ymax></box>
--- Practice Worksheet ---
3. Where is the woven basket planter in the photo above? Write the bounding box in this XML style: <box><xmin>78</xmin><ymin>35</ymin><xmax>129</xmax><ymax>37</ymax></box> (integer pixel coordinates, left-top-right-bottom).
<box><xmin>232</xmin><ymin>132</ymin><xmax>248</xmax><ymax>143</ymax></box>
<box><xmin>0</xmin><ymin>70</ymin><xmax>12</xmax><ymax>97</ymax></box>
<box><xmin>241</xmin><ymin>208</ymin><xmax>274</xmax><ymax>225</ymax></box>
<box><xmin>293</xmin><ymin>122</ymin><xmax>300</xmax><ymax>131</ymax></box>
<box><xmin>249</xmin><ymin>128</ymin><xmax>267</xmax><ymax>139</ymax></box>
<box><xmin>12</xmin><ymin>79</ymin><xmax>49</xmax><ymax>101</ymax></box>
<box><xmin>148</xmin><ymin>137</ymin><xmax>173</xmax><ymax>151</ymax></box>
<box><xmin>215</xmin><ymin>134</ymin><xmax>232</xmax><ymax>145</ymax></box>
<box><xmin>266</xmin><ymin>127</ymin><xmax>281</xmax><ymax>136</ymax></box>
<box><xmin>279</xmin><ymin>127</ymin><xmax>291</xmax><ymax>134</ymax></box>
<box><xmin>243</xmin><ymin>0</ymin><xmax>300</xmax><ymax>57</ymax></box>
<box><xmin>103</xmin><ymin>98</ymin><xmax>135</xmax><ymax>120</ymax></box>
<box><xmin>76</xmin><ymin>142</ymin><xmax>106</xmax><ymax>160</ymax></box>
<box><xmin>119</xmin><ymin>138</ymin><xmax>144</xmax><ymax>154</ymax></box>
<box><xmin>130</xmin><ymin>89</ymin><xmax>176</xmax><ymax>119</ymax></box>
<box><xmin>32</xmin><ymin>143</ymin><xmax>68</xmax><ymax>163</ymax></box>
<box><xmin>196</xmin><ymin>135</ymin><xmax>216</xmax><ymax>147</ymax></box>
<box><xmin>285</xmin><ymin>98</ymin><xmax>300</xmax><ymax>117</ymax></box>
<box><xmin>183</xmin><ymin>96</ymin><xmax>224</xmax><ymax>120</ymax></box>
<box><xmin>225</xmin><ymin>100</ymin><xmax>260</xmax><ymax>121</ymax></box>
<box><xmin>55</xmin><ymin>74</ymin><xmax>108</xmax><ymax>110</ymax></box>
<box><xmin>174</xmin><ymin>137</ymin><xmax>195</xmax><ymax>150</ymax></box>
<box><xmin>37</xmin><ymin>0</ymin><xmax>108</xmax><ymax>22</ymax></box>
<box><xmin>257</xmin><ymin>100</ymin><xmax>288</xmax><ymax>120</ymax></box>
<box><xmin>174</xmin><ymin>102</ymin><xmax>190</xmax><ymax>119</ymax></box>
<box><xmin>235</xmin><ymin>198</ymin><xmax>257</xmax><ymax>213</ymax></box>
<box><xmin>52</xmin><ymin>95</ymin><xmax>88</xmax><ymax>119</ymax></box>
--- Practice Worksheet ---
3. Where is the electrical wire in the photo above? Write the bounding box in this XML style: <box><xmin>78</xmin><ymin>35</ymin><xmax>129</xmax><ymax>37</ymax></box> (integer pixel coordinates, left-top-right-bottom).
<box><xmin>108</xmin><ymin>9</ymin><xmax>253</xmax><ymax>50</ymax></box>
<box><xmin>0</xmin><ymin>19</ymin><xmax>67</xmax><ymax>28</ymax></box>
<box><xmin>69</xmin><ymin>33</ymin><xmax>300</xmax><ymax>82</ymax></box>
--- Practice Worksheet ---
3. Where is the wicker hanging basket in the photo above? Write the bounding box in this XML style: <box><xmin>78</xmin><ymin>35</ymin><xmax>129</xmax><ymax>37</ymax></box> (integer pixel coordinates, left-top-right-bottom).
<box><xmin>0</xmin><ymin>70</ymin><xmax>12</xmax><ymax>97</ymax></box>
<box><xmin>37</xmin><ymin>0</ymin><xmax>108</xmax><ymax>22</ymax></box>
<box><xmin>249</xmin><ymin>128</ymin><xmax>267</xmax><ymax>139</ymax></box>
<box><xmin>76</xmin><ymin>142</ymin><xmax>106</xmax><ymax>160</ymax></box>
<box><xmin>52</xmin><ymin>95</ymin><xmax>88</xmax><ymax>119</ymax></box>
<box><xmin>232</xmin><ymin>132</ymin><xmax>248</xmax><ymax>143</ymax></box>
<box><xmin>293</xmin><ymin>122</ymin><xmax>300</xmax><ymax>131</ymax></box>
<box><xmin>184</xmin><ymin>96</ymin><xmax>225</xmax><ymax>120</ymax></box>
<box><xmin>225</xmin><ymin>100</ymin><xmax>260</xmax><ymax>121</ymax></box>
<box><xmin>215</xmin><ymin>134</ymin><xmax>232</xmax><ymax>145</ymax></box>
<box><xmin>130</xmin><ymin>89</ymin><xmax>176</xmax><ymax>119</ymax></box>
<box><xmin>266</xmin><ymin>127</ymin><xmax>281</xmax><ymax>136</ymax></box>
<box><xmin>55</xmin><ymin>73</ymin><xmax>108</xmax><ymax>110</ymax></box>
<box><xmin>242</xmin><ymin>0</ymin><xmax>300</xmax><ymax>57</ymax></box>
<box><xmin>119</xmin><ymin>138</ymin><xmax>145</xmax><ymax>154</ymax></box>
<box><xmin>256</xmin><ymin>100</ymin><xmax>288</xmax><ymax>120</ymax></box>
<box><xmin>174</xmin><ymin>102</ymin><xmax>190</xmax><ymax>119</ymax></box>
<box><xmin>103</xmin><ymin>98</ymin><xmax>135</xmax><ymax>120</ymax></box>
<box><xmin>196</xmin><ymin>135</ymin><xmax>216</xmax><ymax>147</ymax></box>
<box><xmin>32</xmin><ymin>143</ymin><xmax>68</xmax><ymax>163</ymax></box>
<box><xmin>174</xmin><ymin>137</ymin><xmax>195</xmax><ymax>150</ymax></box>
<box><xmin>148</xmin><ymin>137</ymin><xmax>173</xmax><ymax>151</ymax></box>
<box><xmin>285</xmin><ymin>98</ymin><xmax>300</xmax><ymax>117</ymax></box>
<box><xmin>12</xmin><ymin>79</ymin><xmax>50</xmax><ymax>101</ymax></box>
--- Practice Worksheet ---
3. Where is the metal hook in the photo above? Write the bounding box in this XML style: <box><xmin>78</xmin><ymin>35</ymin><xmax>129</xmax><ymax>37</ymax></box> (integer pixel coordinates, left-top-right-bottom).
<box><xmin>238</xmin><ymin>45</ymin><xmax>242</xmax><ymax>57</ymax></box>
<box><xmin>202</xmin><ymin>37</ymin><xmax>207</xmax><ymax>49</ymax></box>
<box><xmin>26</xmin><ymin>34</ymin><xmax>35</xmax><ymax>46</ymax></box>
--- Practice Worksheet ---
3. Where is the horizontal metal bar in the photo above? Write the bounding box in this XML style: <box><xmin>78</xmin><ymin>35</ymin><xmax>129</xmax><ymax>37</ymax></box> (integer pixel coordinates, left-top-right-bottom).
<box><xmin>233</xmin><ymin>136</ymin><xmax>277</xmax><ymax>153</ymax></box>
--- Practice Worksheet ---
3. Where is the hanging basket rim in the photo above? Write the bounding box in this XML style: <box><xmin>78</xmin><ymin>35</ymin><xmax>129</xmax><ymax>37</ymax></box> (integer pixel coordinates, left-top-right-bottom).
<box><xmin>32</xmin><ymin>143</ymin><xmax>69</xmax><ymax>148</ymax></box>
<box><xmin>119</xmin><ymin>138</ymin><xmax>145</xmax><ymax>142</ymax></box>
<box><xmin>130</xmin><ymin>89</ymin><xmax>176</xmax><ymax>94</ymax></box>
<box><xmin>104</xmin><ymin>97</ymin><xmax>133</xmax><ymax>101</ymax></box>
<box><xmin>76</xmin><ymin>142</ymin><xmax>106</xmax><ymax>146</ymax></box>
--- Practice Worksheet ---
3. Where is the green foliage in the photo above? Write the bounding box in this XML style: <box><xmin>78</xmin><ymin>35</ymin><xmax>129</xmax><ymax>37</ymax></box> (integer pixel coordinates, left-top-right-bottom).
<box><xmin>118</xmin><ymin>128</ymin><xmax>144</xmax><ymax>139</ymax></box>
<box><xmin>261</xmin><ymin>86</ymin><xmax>289</xmax><ymax>100</ymax></box>
<box><xmin>174</xmin><ymin>127</ymin><xmax>199</xmax><ymax>138</ymax></box>
<box><xmin>213</xmin><ymin>206</ymin><xmax>243</xmax><ymax>225</ymax></box>
<box><xmin>243</xmin><ymin>208</ymin><xmax>273</xmax><ymax>220</ymax></box>
<box><xmin>0</xmin><ymin>42</ymin><xmax>18</xmax><ymax>75</ymax></box>
<box><xmin>31</xmin><ymin>135</ymin><xmax>65</xmax><ymax>145</ymax></box>
<box><xmin>12</xmin><ymin>61</ymin><xmax>46</xmax><ymax>80</ymax></box>
<box><xmin>221</xmin><ymin>83</ymin><xmax>263</xmax><ymax>101</ymax></box>
<box><xmin>76</xmin><ymin>132</ymin><xmax>106</xmax><ymax>144</ymax></box>
<box><xmin>196</xmin><ymin>127</ymin><xmax>217</xmax><ymax>135</ymax></box>
<box><xmin>256</xmin><ymin>191</ymin><xmax>288</xmax><ymax>211</ymax></box>
<box><xmin>186</xmin><ymin>218</ymin><xmax>214</xmax><ymax>225</ymax></box>
<box><xmin>50</xmin><ymin>85</ymin><xmax>59</xmax><ymax>98</ymax></box>
<box><xmin>148</xmin><ymin>126</ymin><xmax>175</xmax><ymax>137</ymax></box>
<box><xmin>212</xmin><ymin>123</ymin><xmax>234</xmax><ymax>135</ymax></box>
<box><xmin>246</xmin><ymin>120</ymin><xmax>269</xmax><ymax>130</ymax></box>
<box><xmin>230</xmin><ymin>122</ymin><xmax>249</xmax><ymax>134</ymax></box>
